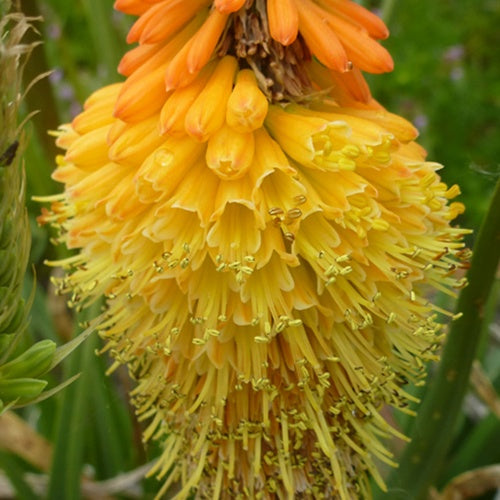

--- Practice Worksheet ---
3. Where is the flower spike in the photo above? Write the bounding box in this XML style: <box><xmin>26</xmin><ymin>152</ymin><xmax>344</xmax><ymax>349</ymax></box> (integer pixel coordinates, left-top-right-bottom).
<box><xmin>38</xmin><ymin>1</ymin><xmax>469</xmax><ymax>498</ymax></box>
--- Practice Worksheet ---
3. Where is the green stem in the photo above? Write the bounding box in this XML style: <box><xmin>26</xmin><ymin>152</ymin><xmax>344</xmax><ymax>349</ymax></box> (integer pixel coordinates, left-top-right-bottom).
<box><xmin>383</xmin><ymin>178</ymin><xmax>500</xmax><ymax>499</ymax></box>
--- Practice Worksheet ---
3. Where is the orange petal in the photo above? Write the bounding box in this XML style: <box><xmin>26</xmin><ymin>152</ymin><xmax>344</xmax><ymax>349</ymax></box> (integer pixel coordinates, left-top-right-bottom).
<box><xmin>115</xmin><ymin>22</ymin><xmax>198</xmax><ymax>122</ymax></box>
<box><xmin>295</xmin><ymin>0</ymin><xmax>349</xmax><ymax>72</ymax></box>
<box><xmin>105</xmin><ymin>171</ymin><xmax>147</xmax><ymax>220</ymax></box>
<box><xmin>214</xmin><ymin>0</ymin><xmax>246</xmax><ymax>13</ymax></box>
<box><xmin>140</xmin><ymin>0</ymin><xmax>210</xmax><ymax>45</ymax></box>
<box><xmin>125</xmin><ymin>0</ymin><xmax>203</xmax><ymax>43</ymax></box>
<box><xmin>184</xmin><ymin>56</ymin><xmax>238</xmax><ymax>142</ymax></box>
<box><xmin>187</xmin><ymin>9</ymin><xmax>229</xmax><ymax>74</ymax></box>
<box><xmin>267</xmin><ymin>0</ymin><xmax>299</xmax><ymax>45</ymax></box>
<box><xmin>164</xmin><ymin>37</ymin><xmax>197</xmax><ymax>91</ymax></box>
<box><xmin>114</xmin><ymin>63</ymin><xmax>171</xmax><ymax>122</ymax></box>
<box><xmin>317</xmin><ymin>0</ymin><xmax>389</xmax><ymax>39</ymax></box>
<box><xmin>114</xmin><ymin>0</ymin><xmax>150</xmax><ymax>16</ymax></box>
<box><xmin>126</xmin><ymin>1</ymin><xmax>164</xmax><ymax>43</ymax></box>
<box><xmin>118</xmin><ymin>41</ymin><xmax>166</xmax><ymax>77</ymax></box>
<box><xmin>167</xmin><ymin>159</ymin><xmax>219</xmax><ymax>224</ymax></box>
<box><xmin>330</xmin><ymin>67</ymin><xmax>372</xmax><ymax>104</ymax></box>
<box><xmin>336</xmin><ymin>107</ymin><xmax>418</xmax><ymax>142</ymax></box>
<box><xmin>322</xmin><ymin>10</ymin><xmax>393</xmax><ymax>73</ymax></box>
<box><xmin>135</xmin><ymin>136</ymin><xmax>205</xmax><ymax>199</ymax></box>
<box><xmin>160</xmin><ymin>63</ymin><xmax>214</xmax><ymax>135</ymax></box>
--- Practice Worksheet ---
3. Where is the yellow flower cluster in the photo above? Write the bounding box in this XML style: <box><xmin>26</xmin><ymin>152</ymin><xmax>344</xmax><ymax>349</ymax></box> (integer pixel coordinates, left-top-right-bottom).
<box><xmin>39</xmin><ymin>1</ymin><xmax>469</xmax><ymax>498</ymax></box>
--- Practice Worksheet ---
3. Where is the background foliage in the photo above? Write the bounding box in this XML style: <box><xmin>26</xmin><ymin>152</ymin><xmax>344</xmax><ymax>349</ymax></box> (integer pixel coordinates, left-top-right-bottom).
<box><xmin>0</xmin><ymin>0</ymin><xmax>498</xmax><ymax>498</ymax></box>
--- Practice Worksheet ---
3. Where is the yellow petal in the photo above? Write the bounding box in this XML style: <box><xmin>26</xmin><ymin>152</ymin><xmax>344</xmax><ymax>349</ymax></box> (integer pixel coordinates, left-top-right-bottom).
<box><xmin>206</xmin><ymin>124</ymin><xmax>255</xmax><ymax>180</ymax></box>
<box><xmin>226</xmin><ymin>69</ymin><xmax>269</xmax><ymax>133</ymax></box>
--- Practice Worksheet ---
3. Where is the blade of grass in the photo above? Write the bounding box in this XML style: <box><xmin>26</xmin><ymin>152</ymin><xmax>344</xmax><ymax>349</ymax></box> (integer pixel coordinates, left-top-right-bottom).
<box><xmin>382</xmin><ymin>178</ymin><xmax>500</xmax><ymax>499</ymax></box>
<box><xmin>442</xmin><ymin>414</ymin><xmax>500</xmax><ymax>485</ymax></box>
<box><xmin>80</xmin><ymin>0</ymin><xmax>125</xmax><ymax>81</ymax></box>
<box><xmin>86</xmin><ymin>355</ymin><xmax>134</xmax><ymax>478</ymax></box>
<box><xmin>0</xmin><ymin>451</ymin><xmax>38</xmax><ymax>500</ymax></box>
<box><xmin>47</xmin><ymin>304</ymin><xmax>100</xmax><ymax>500</ymax></box>
<box><xmin>47</xmin><ymin>320</ymin><xmax>97</xmax><ymax>370</ymax></box>
<box><xmin>380</xmin><ymin>0</ymin><xmax>397</xmax><ymax>24</ymax></box>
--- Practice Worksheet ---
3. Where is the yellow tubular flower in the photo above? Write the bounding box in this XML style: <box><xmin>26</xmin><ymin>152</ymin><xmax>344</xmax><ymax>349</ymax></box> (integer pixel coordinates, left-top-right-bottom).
<box><xmin>39</xmin><ymin>1</ymin><xmax>469</xmax><ymax>499</ymax></box>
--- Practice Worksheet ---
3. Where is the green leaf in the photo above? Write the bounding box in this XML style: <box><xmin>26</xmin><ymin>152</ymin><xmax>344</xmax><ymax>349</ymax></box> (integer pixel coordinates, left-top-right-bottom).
<box><xmin>47</xmin><ymin>321</ymin><xmax>96</xmax><ymax>370</ymax></box>
<box><xmin>86</xmin><ymin>354</ymin><xmax>135</xmax><ymax>478</ymax></box>
<box><xmin>0</xmin><ymin>451</ymin><xmax>38</xmax><ymax>500</ymax></box>
<box><xmin>0</xmin><ymin>339</ymin><xmax>56</xmax><ymax>379</ymax></box>
<box><xmin>443</xmin><ymin>414</ymin><xmax>500</xmax><ymax>484</ymax></box>
<box><xmin>47</xmin><ymin>306</ymin><xmax>101</xmax><ymax>500</ymax></box>
<box><xmin>12</xmin><ymin>373</ymin><xmax>80</xmax><ymax>409</ymax></box>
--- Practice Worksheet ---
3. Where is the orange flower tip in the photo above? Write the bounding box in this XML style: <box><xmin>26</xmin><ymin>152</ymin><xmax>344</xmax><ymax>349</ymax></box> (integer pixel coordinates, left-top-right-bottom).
<box><xmin>318</xmin><ymin>0</ymin><xmax>390</xmax><ymax>40</ymax></box>
<box><xmin>164</xmin><ymin>38</ymin><xmax>197</xmax><ymax>92</ymax></box>
<box><xmin>112</xmin><ymin>102</ymin><xmax>128</xmax><ymax>122</ymax></box>
<box><xmin>184</xmin><ymin>56</ymin><xmax>238</xmax><ymax>141</ymax></box>
<box><xmin>268</xmin><ymin>0</ymin><xmax>299</xmax><ymax>46</ymax></box>
<box><xmin>186</xmin><ymin>10</ymin><xmax>229</xmax><ymax>75</ymax></box>
<box><xmin>293</xmin><ymin>0</ymin><xmax>346</xmax><ymax>71</ymax></box>
<box><xmin>358</xmin><ymin>10</ymin><xmax>390</xmax><ymax>40</ymax></box>
<box><xmin>113</xmin><ymin>0</ymin><xmax>148</xmax><ymax>16</ymax></box>
<box><xmin>328</xmin><ymin>49</ymin><xmax>351</xmax><ymax>73</ymax></box>
<box><xmin>386</xmin><ymin>56</ymin><xmax>395</xmax><ymax>72</ymax></box>
<box><xmin>364</xmin><ymin>110</ymin><xmax>419</xmax><ymax>141</ymax></box>
<box><xmin>113</xmin><ymin>73</ymin><xmax>168</xmax><ymax>123</ymax></box>
<box><xmin>333</xmin><ymin>66</ymin><xmax>373</xmax><ymax>103</ymax></box>
<box><xmin>184</xmin><ymin>124</ymin><xmax>206</xmax><ymax>142</ymax></box>
<box><xmin>125</xmin><ymin>20</ymin><xmax>142</xmax><ymax>44</ymax></box>
<box><xmin>165</xmin><ymin>67</ymin><xmax>198</xmax><ymax>93</ymax></box>
<box><xmin>376</xmin><ymin>53</ymin><xmax>394</xmax><ymax>73</ymax></box>
<box><xmin>378</xmin><ymin>25</ymin><xmax>390</xmax><ymax>40</ymax></box>
<box><xmin>116</xmin><ymin>47</ymin><xmax>145</xmax><ymax>76</ymax></box>
<box><xmin>214</xmin><ymin>0</ymin><xmax>246</xmax><ymax>13</ymax></box>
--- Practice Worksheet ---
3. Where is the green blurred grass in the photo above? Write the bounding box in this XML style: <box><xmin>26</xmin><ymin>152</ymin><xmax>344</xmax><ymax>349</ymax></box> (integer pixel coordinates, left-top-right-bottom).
<box><xmin>369</xmin><ymin>0</ymin><xmax>500</xmax><ymax>230</ymax></box>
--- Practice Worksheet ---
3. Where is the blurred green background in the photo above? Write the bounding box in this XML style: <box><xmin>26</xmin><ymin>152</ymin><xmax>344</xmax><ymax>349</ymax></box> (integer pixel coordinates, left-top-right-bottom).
<box><xmin>1</xmin><ymin>0</ymin><xmax>498</xmax><ymax>498</ymax></box>
<box><xmin>368</xmin><ymin>0</ymin><xmax>500</xmax><ymax>232</ymax></box>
